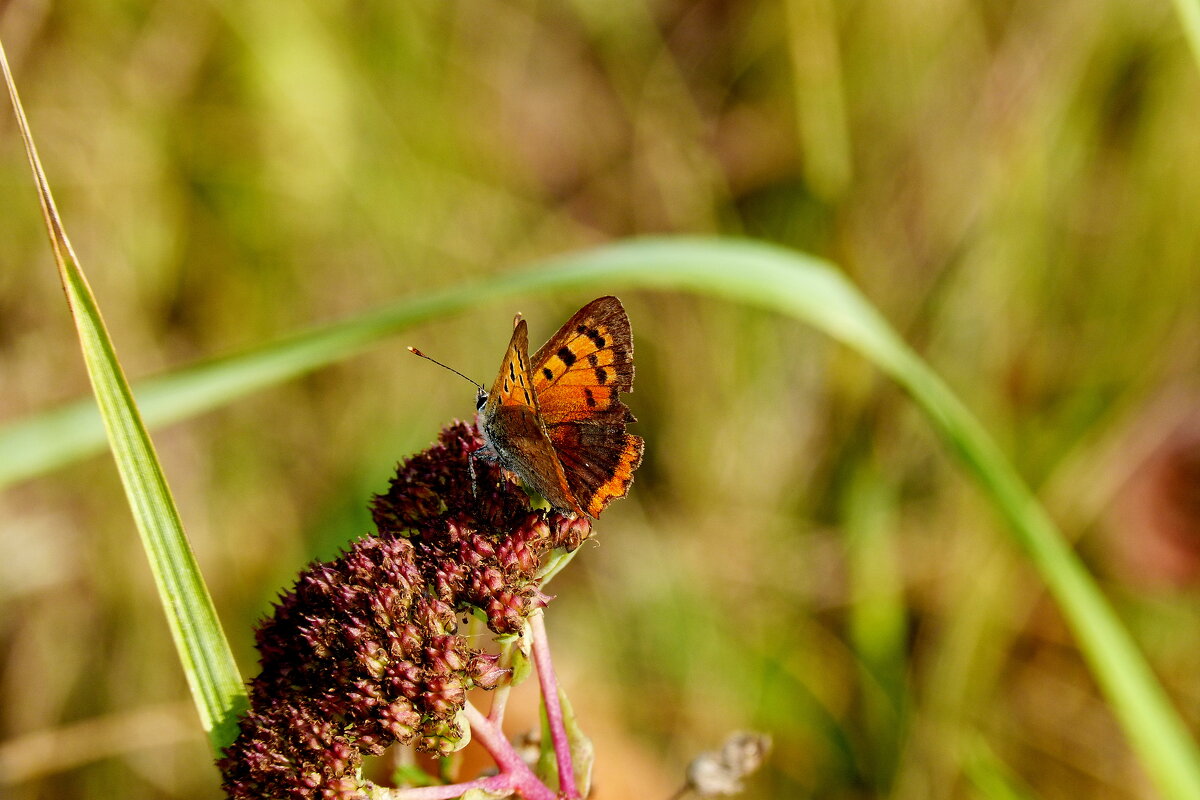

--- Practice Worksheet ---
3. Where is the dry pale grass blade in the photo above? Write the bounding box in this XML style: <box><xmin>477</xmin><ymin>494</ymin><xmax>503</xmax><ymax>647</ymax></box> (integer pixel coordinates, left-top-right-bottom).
<box><xmin>0</xmin><ymin>702</ymin><xmax>201</xmax><ymax>785</ymax></box>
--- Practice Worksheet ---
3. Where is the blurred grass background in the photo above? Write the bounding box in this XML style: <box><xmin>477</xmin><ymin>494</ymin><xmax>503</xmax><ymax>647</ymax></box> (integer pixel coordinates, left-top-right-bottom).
<box><xmin>3</xmin><ymin>0</ymin><xmax>1200</xmax><ymax>798</ymax></box>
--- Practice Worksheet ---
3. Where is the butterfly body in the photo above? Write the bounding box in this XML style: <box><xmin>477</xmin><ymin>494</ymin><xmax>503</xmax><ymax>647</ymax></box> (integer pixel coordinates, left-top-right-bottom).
<box><xmin>475</xmin><ymin>296</ymin><xmax>643</xmax><ymax>518</ymax></box>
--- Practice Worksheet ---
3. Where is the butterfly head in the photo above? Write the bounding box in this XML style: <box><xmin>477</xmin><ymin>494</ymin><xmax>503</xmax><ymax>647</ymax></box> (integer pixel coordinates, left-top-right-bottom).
<box><xmin>475</xmin><ymin>386</ymin><xmax>488</xmax><ymax>411</ymax></box>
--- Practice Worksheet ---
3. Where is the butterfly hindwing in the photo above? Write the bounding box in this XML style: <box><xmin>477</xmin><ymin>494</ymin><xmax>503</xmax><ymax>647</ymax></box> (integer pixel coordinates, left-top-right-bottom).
<box><xmin>547</xmin><ymin>424</ymin><xmax>644</xmax><ymax>517</ymax></box>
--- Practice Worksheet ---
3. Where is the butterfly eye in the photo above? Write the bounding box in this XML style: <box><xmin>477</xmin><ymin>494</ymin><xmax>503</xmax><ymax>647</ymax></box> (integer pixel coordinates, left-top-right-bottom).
<box><xmin>475</xmin><ymin>388</ymin><xmax>488</xmax><ymax>410</ymax></box>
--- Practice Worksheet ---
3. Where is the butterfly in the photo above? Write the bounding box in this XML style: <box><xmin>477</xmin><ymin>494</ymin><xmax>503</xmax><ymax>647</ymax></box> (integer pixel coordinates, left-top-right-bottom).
<box><xmin>472</xmin><ymin>296</ymin><xmax>644</xmax><ymax>518</ymax></box>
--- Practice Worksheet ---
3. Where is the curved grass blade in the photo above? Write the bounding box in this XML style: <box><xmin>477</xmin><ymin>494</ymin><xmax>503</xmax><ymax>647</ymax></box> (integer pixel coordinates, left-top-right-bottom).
<box><xmin>1</xmin><ymin>238</ymin><xmax>1196</xmax><ymax>790</ymax></box>
<box><xmin>0</xmin><ymin>39</ymin><xmax>246</xmax><ymax>751</ymax></box>
<box><xmin>1</xmin><ymin>238</ymin><xmax>932</xmax><ymax>489</ymax></box>
<box><xmin>532</xmin><ymin>239</ymin><xmax>1200</xmax><ymax>800</ymax></box>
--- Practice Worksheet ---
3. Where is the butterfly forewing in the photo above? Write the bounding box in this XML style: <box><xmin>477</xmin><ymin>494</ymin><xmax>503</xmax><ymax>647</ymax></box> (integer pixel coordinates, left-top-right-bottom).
<box><xmin>480</xmin><ymin>320</ymin><xmax>584</xmax><ymax>514</ymax></box>
<box><xmin>485</xmin><ymin>319</ymin><xmax>539</xmax><ymax>410</ymax></box>
<box><xmin>531</xmin><ymin>296</ymin><xmax>636</xmax><ymax>426</ymax></box>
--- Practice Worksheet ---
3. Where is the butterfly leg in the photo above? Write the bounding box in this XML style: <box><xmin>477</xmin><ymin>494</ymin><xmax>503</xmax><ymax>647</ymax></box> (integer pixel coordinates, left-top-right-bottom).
<box><xmin>468</xmin><ymin>442</ymin><xmax>497</xmax><ymax>501</ymax></box>
<box><xmin>468</xmin><ymin>448</ymin><xmax>480</xmax><ymax>500</ymax></box>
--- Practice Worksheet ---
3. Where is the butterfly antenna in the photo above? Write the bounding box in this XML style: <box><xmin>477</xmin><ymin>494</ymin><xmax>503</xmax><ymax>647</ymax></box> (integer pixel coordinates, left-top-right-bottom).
<box><xmin>407</xmin><ymin>347</ymin><xmax>484</xmax><ymax>389</ymax></box>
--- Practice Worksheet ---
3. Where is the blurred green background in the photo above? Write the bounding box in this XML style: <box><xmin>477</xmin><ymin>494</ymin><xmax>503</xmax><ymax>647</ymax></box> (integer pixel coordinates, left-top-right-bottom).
<box><xmin>4</xmin><ymin>0</ymin><xmax>1200</xmax><ymax>798</ymax></box>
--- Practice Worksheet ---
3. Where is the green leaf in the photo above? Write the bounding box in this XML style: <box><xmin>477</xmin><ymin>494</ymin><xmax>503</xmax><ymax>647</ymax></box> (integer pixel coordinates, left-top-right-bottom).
<box><xmin>1</xmin><ymin>39</ymin><xmax>246</xmax><ymax>752</ymax></box>
<box><xmin>0</xmin><ymin>237</ymin><xmax>860</xmax><ymax>491</ymax></box>
<box><xmin>459</xmin><ymin>789</ymin><xmax>509</xmax><ymax>800</ymax></box>
<box><xmin>537</xmin><ymin>688</ymin><xmax>594</xmax><ymax>799</ymax></box>
<box><xmin>447</xmin><ymin>708</ymin><xmax>473</xmax><ymax>753</ymax></box>
<box><xmin>511</xmin><ymin>618</ymin><xmax>535</xmax><ymax>690</ymax></box>
<box><xmin>388</xmin><ymin>763</ymin><xmax>439</xmax><ymax>788</ymax></box>
<box><xmin>536</xmin><ymin>710</ymin><xmax>554</xmax><ymax>788</ymax></box>
<box><xmin>843</xmin><ymin>466</ymin><xmax>907</xmax><ymax>781</ymax></box>
<box><xmin>561</xmin><ymin>690</ymin><xmax>595</xmax><ymax>799</ymax></box>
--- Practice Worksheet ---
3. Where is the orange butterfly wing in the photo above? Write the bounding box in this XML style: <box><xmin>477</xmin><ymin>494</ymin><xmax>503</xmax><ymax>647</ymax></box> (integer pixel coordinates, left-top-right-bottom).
<box><xmin>530</xmin><ymin>296</ymin><xmax>644</xmax><ymax>517</ymax></box>
<box><xmin>479</xmin><ymin>319</ymin><xmax>584</xmax><ymax>515</ymax></box>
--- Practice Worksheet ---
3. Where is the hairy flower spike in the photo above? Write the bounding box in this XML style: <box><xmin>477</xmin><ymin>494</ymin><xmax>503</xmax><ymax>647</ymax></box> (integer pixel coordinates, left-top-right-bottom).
<box><xmin>219</xmin><ymin>422</ymin><xmax>593</xmax><ymax>799</ymax></box>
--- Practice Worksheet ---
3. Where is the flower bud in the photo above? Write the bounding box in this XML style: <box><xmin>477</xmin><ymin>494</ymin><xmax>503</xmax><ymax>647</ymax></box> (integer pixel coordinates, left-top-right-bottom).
<box><xmin>468</xmin><ymin>652</ymin><xmax>509</xmax><ymax>690</ymax></box>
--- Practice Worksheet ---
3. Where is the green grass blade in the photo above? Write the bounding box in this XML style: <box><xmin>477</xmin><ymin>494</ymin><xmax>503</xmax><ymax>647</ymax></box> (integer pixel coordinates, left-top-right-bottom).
<box><xmin>2</xmin><ymin>227</ymin><xmax>1196</xmax><ymax>793</ymax></box>
<box><xmin>1</xmin><ymin>40</ymin><xmax>246</xmax><ymax>752</ymax></box>
<box><xmin>3</xmin><ymin>237</ymin><xmax>910</xmax><ymax>489</ymax></box>
<box><xmin>962</xmin><ymin>737</ymin><xmax>1041</xmax><ymax>800</ymax></box>
<box><xmin>843</xmin><ymin>466</ymin><xmax>908</xmax><ymax>783</ymax></box>
<box><xmin>0</xmin><ymin>290</ymin><xmax>476</xmax><ymax>489</ymax></box>
<box><xmin>534</xmin><ymin>239</ymin><xmax>1200</xmax><ymax>800</ymax></box>
<box><xmin>1172</xmin><ymin>0</ymin><xmax>1200</xmax><ymax>74</ymax></box>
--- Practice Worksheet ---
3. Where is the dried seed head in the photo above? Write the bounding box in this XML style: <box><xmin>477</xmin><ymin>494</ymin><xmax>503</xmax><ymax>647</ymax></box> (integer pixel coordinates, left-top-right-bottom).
<box><xmin>219</xmin><ymin>422</ymin><xmax>597</xmax><ymax>798</ymax></box>
<box><xmin>684</xmin><ymin>731</ymin><xmax>773</xmax><ymax>797</ymax></box>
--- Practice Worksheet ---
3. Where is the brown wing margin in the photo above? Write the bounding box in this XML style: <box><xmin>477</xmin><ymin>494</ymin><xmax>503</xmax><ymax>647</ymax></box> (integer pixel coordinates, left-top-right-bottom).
<box><xmin>531</xmin><ymin>297</ymin><xmax>634</xmax><ymax>390</ymax></box>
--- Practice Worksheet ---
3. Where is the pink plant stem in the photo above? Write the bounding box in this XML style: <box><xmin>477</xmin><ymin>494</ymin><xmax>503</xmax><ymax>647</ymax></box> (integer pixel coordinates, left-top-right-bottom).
<box><xmin>530</xmin><ymin>611</ymin><xmax>578</xmax><ymax>799</ymax></box>
<box><xmin>388</xmin><ymin>773</ymin><xmax>511</xmax><ymax>800</ymax></box>
<box><xmin>466</xmin><ymin>702</ymin><xmax>558</xmax><ymax>800</ymax></box>
<box><xmin>489</xmin><ymin>681</ymin><xmax>512</xmax><ymax>725</ymax></box>
<box><xmin>387</xmin><ymin>704</ymin><xmax>556</xmax><ymax>800</ymax></box>
<box><xmin>489</xmin><ymin>640</ymin><xmax>515</xmax><ymax>725</ymax></box>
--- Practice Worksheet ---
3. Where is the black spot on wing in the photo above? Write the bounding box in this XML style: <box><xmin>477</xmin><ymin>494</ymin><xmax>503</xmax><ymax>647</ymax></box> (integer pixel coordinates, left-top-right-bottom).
<box><xmin>557</xmin><ymin>346</ymin><xmax>576</xmax><ymax>367</ymax></box>
<box><xmin>574</xmin><ymin>323</ymin><xmax>606</xmax><ymax>349</ymax></box>
<box><xmin>596</xmin><ymin>367</ymin><xmax>608</xmax><ymax>384</ymax></box>
<box><xmin>542</xmin><ymin>367</ymin><xmax>554</xmax><ymax>381</ymax></box>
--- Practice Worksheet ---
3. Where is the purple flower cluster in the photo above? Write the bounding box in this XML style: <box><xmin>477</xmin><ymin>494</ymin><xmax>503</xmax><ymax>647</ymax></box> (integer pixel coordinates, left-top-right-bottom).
<box><xmin>219</xmin><ymin>422</ymin><xmax>592</xmax><ymax>799</ymax></box>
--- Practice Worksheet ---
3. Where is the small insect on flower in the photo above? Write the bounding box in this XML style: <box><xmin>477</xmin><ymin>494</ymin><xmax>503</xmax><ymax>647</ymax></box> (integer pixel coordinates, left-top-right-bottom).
<box><xmin>412</xmin><ymin>296</ymin><xmax>645</xmax><ymax>518</ymax></box>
